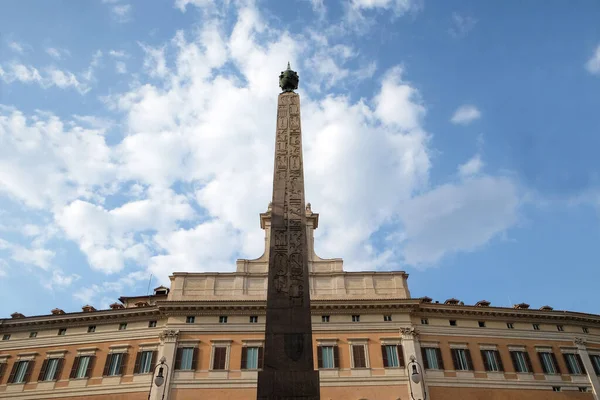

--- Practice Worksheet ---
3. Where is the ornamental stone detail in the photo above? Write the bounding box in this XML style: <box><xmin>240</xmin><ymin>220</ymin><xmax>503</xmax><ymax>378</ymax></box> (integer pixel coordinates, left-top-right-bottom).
<box><xmin>159</xmin><ymin>329</ymin><xmax>179</xmax><ymax>343</ymax></box>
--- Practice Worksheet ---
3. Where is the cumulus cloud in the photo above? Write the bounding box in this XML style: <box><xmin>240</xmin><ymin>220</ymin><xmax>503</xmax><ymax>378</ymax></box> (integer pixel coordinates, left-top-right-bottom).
<box><xmin>458</xmin><ymin>154</ymin><xmax>484</xmax><ymax>177</ymax></box>
<box><xmin>350</xmin><ymin>0</ymin><xmax>420</xmax><ymax>14</ymax></box>
<box><xmin>46</xmin><ymin>47</ymin><xmax>70</xmax><ymax>60</ymax></box>
<box><xmin>8</xmin><ymin>41</ymin><xmax>26</xmax><ymax>54</ymax></box>
<box><xmin>0</xmin><ymin>238</ymin><xmax>55</xmax><ymax>270</ymax></box>
<box><xmin>585</xmin><ymin>44</ymin><xmax>600</xmax><ymax>75</ymax></box>
<box><xmin>451</xmin><ymin>104</ymin><xmax>481</xmax><ymax>125</ymax></box>
<box><xmin>449</xmin><ymin>12</ymin><xmax>477</xmax><ymax>38</ymax></box>
<box><xmin>0</xmin><ymin>63</ymin><xmax>90</xmax><ymax>93</ymax></box>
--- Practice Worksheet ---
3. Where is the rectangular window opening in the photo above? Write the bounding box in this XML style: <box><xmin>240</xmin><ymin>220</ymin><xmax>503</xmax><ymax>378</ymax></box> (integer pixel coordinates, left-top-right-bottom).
<box><xmin>449</xmin><ymin>320</ymin><xmax>457</xmax><ymax>326</ymax></box>
<box><xmin>420</xmin><ymin>318</ymin><xmax>429</xmax><ymax>325</ymax></box>
<box><xmin>383</xmin><ymin>315</ymin><xmax>392</xmax><ymax>322</ymax></box>
<box><xmin>118</xmin><ymin>323</ymin><xmax>127</xmax><ymax>331</ymax></box>
<box><xmin>219</xmin><ymin>316</ymin><xmax>228</xmax><ymax>324</ymax></box>
<box><xmin>29</xmin><ymin>332</ymin><xmax>37</xmax><ymax>338</ymax></box>
<box><xmin>186</xmin><ymin>316</ymin><xmax>195</xmax><ymax>324</ymax></box>
<box><xmin>249</xmin><ymin>316</ymin><xmax>258</xmax><ymax>323</ymax></box>
<box><xmin>352</xmin><ymin>315</ymin><xmax>360</xmax><ymax>322</ymax></box>
<box><xmin>321</xmin><ymin>315</ymin><xmax>330</xmax><ymax>323</ymax></box>
<box><xmin>58</xmin><ymin>328</ymin><xmax>67</xmax><ymax>336</ymax></box>
<box><xmin>557</xmin><ymin>325</ymin><xmax>564</xmax><ymax>332</ymax></box>
<box><xmin>212</xmin><ymin>347</ymin><xmax>227</xmax><ymax>370</ymax></box>
<box><xmin>478</xmin><ymin>321</ymin><xmax>486</xmax><ymax>328</ymax></box>
<box><xmin>148</xmin><ymin>320</ymin><xmax>157</xmax><ymax>328</ymax></box>
<box><xmin>507</xmin><ymin>323</ymin><xmax>514</xmax><ymax>329</ymax></box>
<box><xmin>533</xmin><ymin>324</ymin><xmax>540</xmax><ymax>331</ymax></box>
<box><xmin>352</xmin><ymin>345</ymin><xmax>367</xmax><ymax>368</ymax></box>
<box><xmin>87</xmin><ymin>325</ymin><xmax>96</xmax><ymax>333</ymax></box>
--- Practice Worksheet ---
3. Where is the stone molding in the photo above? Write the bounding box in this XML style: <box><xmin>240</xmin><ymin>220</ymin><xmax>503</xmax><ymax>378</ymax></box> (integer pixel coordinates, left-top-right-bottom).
<box><xmin>400</xmin><ymin>327</ymin><xmax>419</xmax><ymax>338</ymax></box>
<box><xmin>159</xmin><ymin>329</ymin><xmax>179</xmax><ymax>343</ymax></box>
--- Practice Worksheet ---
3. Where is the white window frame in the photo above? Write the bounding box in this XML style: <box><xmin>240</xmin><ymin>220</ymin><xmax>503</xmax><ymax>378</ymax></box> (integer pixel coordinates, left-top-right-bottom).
<box><xmin>348</xmin><ymin>339</ymin><xmax>370</xmax><ymax>369</ymax></box>
<box><xmin>210</xmin><ymin>340</ymin><xmax>231</xmax><ymax>371</ymax></box>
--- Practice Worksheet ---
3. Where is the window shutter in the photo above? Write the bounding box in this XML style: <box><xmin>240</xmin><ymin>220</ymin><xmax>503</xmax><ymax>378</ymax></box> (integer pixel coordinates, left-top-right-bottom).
<box><xmin>421</xmin><ymin>348</ymin><xmax>429</xmax><ymax>369</ymax></box>
<box><xmin>495</xmin><ymin>351</ymin><xmax>504</xmax><ymax>371</ymax></box>
<box><xmin>381</xmin><ymin>346</ymin><xmax>389</xmax><ymax>367</ymax></box>
<box><xmin>537</xmin><ymin>353</ymin><xmax>548</xmax><ymax>374</ymax></box>
<box><xmin>510</xmin><ymin>352</ymin><xmax>519</xmax><ymax>372</ymax></box>
<box><xmin>150</xmin><ymin>351</ymin><xmax>157</xmax><ymax>372</ymax></box>
<box><xmin>54</xmin><ymin>358</ymin><xmax>64</xmax><ymax>380</ymax></box>
<box><xmin>102</xmin><ymin>354</ymin><xmax>113</xmax><ymax>376</ymax></box>
<box><xmin>241</xmin><ymin>347</ymin><xmax>248</xmax><ymax>370</ymax></box>
<box><xmin>576</xmin><ymin>354</ymin><xmax>586</xmax><ymax>374</ymax></box>
<box><xmin>133</xmin><ymin>352</ymin><xmax>142</xmax><ymax>374</ymax></box>
<box><xmin>591</xmin><ymin>356</ymin><xmax>600</xmax><ymax>375</ymax></box>
<box><xmin>86</xmin><ymin>356</ymin><xmax>96</xmax><ymax>378</ymax></box>
<box><xmin>563</xmin><ymin>354</ymin><xmax>574</xmax><ymax>374</ymax></box>
<box><xmin>465</xmin><ymin>350</ymin><xmax>474</xmax><ymax>371</ymax></box>
<box><xmin>435</xmin><ymin>348</ymin><xmax>444</xmax><ymax>370</ymax></box>
<box><xmin>192</xmin><ymin>347</ymin><xmax>199</xmax><ymax>371</ymax></box>
<box><xmin>69</xmin><ymin>357</ymin><xmax>80</xmax><ymax>379</ymax></box>
<box><xmin>0</xmin><ymin>363</ymin><xmax>6</xmax><ymax>382</ymax></box>
<box><xmin>352</xmin><ymin>345</ymin><xmax>366</xmax><ymax>368</ymax></box>
<box><xmin>397</xmin><ymin>345</ymin><xmax>405</xmax><ymax>367</ymax></box>
<box><xmin>550</xmin><ymin>352</ymin><xmax>562</xmax><ymax>374</ymax></box>
<box><xmin>524</xmin><ymin>352</ymin><xmax>534</xmax><ymax>373</ymax></box>
<box><xmin>258</xmin><ymin>347</ymin><xmax>264</xmax><ymax>369</ymax></box>
<box><xmin>481</xmin><ymin>350</ymin><xmax>490</xmax><ymax>371</ymax></box>
<box><xmin>451</xmin><ymin>349</ymin><xmax>459</xmax><ymax>370</ymax></box>
<box><xmin>317</xmin><ymin>347</ymin><xmax>323</xmax><ymax>368</ymax></box>
<box><xmin>23</xmin><ymin>361</ymin><xmax>34</xmax><ymax>383</ymax></box>
<box><xmin>118</xmin><ymin>353</ymin><xmax>128</xmax><ymax>375</ymax></box>
<box><xmin>333</xmin><ymin>346</ymin><xmax>340</xmax><ymax>369</ymax></box>
<box><xmin>175</xmin><ymin>348</ymin><xmax>183</xmax><ymax>370</ymax></box>
<box><xmin>7</xmin><ymin>362</ymin><xmax>18</xmax><ymax>384</ymax></box>
<box><xmin>38</xmin><ymin>359</ymin><xmax>49</xmax><ymax>381</ymax></box>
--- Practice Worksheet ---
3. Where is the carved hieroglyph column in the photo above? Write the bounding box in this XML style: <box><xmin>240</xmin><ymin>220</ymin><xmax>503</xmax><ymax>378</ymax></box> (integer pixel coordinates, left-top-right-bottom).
<box><xmin>574</xmin><ymin>337</ymin><xmax>600</xmax><ymax>399</ymax></box>
<box><xmin>256</xmin><ymin>64</ymin><xmax>320</xmax><ymax>400</ymax></box>
<box><xmin>152</xmin><ymin>329</ymin><xmax>178</xmax><ymax>400</ymax></box>
<box><xmin>401</xmin><ymin>327</ymin><xmax>426</xmax><ymax>400</ymax></box>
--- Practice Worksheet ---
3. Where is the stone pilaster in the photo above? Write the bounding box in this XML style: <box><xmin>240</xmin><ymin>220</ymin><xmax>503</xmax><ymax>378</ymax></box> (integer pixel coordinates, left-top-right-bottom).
<box><xmin>574</xmin><ymin>337</ymin><xmax>600</xmax><ymax>399</ymax></box>
<box><xmin>151</xmin><ymin>329</ymin><xmax>179</xmax><ymax>400</ymax></box>
<box><xmin>401</xmin><ymin>327</ymin><xmax>427</xmax><ymax>400</ymax></box>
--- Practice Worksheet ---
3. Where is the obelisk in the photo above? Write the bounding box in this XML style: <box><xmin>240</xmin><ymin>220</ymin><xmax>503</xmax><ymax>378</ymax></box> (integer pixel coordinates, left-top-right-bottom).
<box><xmin>256</xmin><ymin>64</ymin><xmax>320</xmax><ymax>400</ymax></box>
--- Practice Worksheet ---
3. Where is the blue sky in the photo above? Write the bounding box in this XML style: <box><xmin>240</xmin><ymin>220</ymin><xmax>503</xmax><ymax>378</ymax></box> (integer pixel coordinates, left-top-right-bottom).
<box><xmin>1</xmin><ymin>0</ymin><xmax>600</xmax><ymax>318</ymax></box>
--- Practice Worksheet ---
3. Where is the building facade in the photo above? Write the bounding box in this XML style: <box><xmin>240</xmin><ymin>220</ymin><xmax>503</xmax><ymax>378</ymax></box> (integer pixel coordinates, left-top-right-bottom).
<box><xmin>1</xmin><ymin>203</ymin><xmax>600</xmax><ymax>400</ymax></box>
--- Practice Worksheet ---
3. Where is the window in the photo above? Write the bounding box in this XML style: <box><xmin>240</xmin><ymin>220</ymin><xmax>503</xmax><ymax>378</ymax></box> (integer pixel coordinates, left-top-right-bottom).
<box><xmin>186</xmin><ymin>316</ymin><xmax>195</xmax><ymax>324</ymax></box>
<box><xmin>249</xmin><ymin>316</ymin><xmax>258</xmax><ymax>323</ymax></box>
<box><xmin>557</xmin><ymin>325</ymin><xmax>564</xmax><ymax>332</ymax></box>
<box><xmin>103</xmin><ymin>353</ymin><xmax>126</xmax><ymax>376</ymax></box>
<box><xmin>29</xmin><ymin>332</ymin><xmax>37</xmax><ymax>338</ymax></box>
<box><xmin>87</xmin><ymin>325</ymin><xmax>96</xmax><ymax>333</ymax></box>
<box><xmin>422</xmin><ymin>347</ymin><xmax>444</xmax><ymax>370</ymax></box>
<box><xmin>478</xmin><ymin>321</ymin><xmax>486</xmax><ymax>328</ymax></box>
<box><xmin>381</xmin><ymin>344</ymin><xmax>404</xmax><ymax>368</ymax></box>
<box><xmin>563</xmin><ymin>353</ymin><xmax>584</xmax><ymax>375</ymax></box>
<box><xmin>58</xmin><ymin>328</ymin><xmax>67</xmax><ymax>336</ymax></box>
<box><xmin>351</xmin><ymin>345</ymin><xmax>367</xmax><ymax>368</ymax></box>
<box><xmin>579</xmin><ymin>387</ymin><xmax>589</xmax><ymax>392</ymax></box>
<box><xmin>481</xmin><ymin>350</ymin><xmax>504</xmax><ymax>372</ymax></box>
<box><xmin>507</xmin><ymin>323</ymin><xmax>514</xmax><ymax>329</ymax></box>
<box><xmin>532</xmin><ymin>324</ymin><xmax>540</xmax><ymax>331</ymax></box>
<box><xmin>318</xmin><ymin>346</ymin><xmax>339</xmax><ymax>369</ymax></box>
<box><xmin>2</xmin><ymin>334</ymin><xmax>10</xmax><ymax>341</ymax></box>
<box><xmin>8</xmin><ymin>360</ymin><xmax>31</xmax><ymax>383</ymax></box>
<box><xmin>383</xmin><ymin>315</ymin><xmax>392</xmax><ymax>322</ymax></box>
<box><xmin>241</xmin><ymin>347</ymin><xmax>263</xmax><ymax>370</ymax></box>
<box><xmin>118</xmin><ymin>323</ymin><xmax>127</xmax><ymax>331</ymax></box>
<box><xmin>212</xmin><ymin>347</ymin><xmax>228</xmax><ymax>370</ymax></box>
<box><xmin>135</xmin><ymin>350</ymin><xmax>155</xmax><ymax>374</ymax></box>
<box><xmin>451</xmin><ymin>349</ymin><xmax>473</xmax><ymax>371</ymax></box>
<box><xmin>552</xmin><ymin>387</ymin><xmax>561</xmax><ymax>392</ymax></box>
<box><xmin>219</xmin><ymin>316</ymin><xmax>228</xmax><ymax>324</ymax></box>
<box><xmin>148</xmin><ymin>320</ymin><xmax>157</xmax><ymax>328</ymax></box>
<box><xmin>420</xmin><ymin>318</ymin><xmax>429</xmax><ymax>325</ymax></box>
<box><xmin>510</xmin><ymin>351</ymin><xmax>532</xmax><ymax>373</ymax></box>
<box><xmin>70</xmin><ymin>355</ymin><xmax>94</xmax><ymax>379</ymax></box>
<box><xmin>583</xmin><ymin>327</ymin><xmax>589</xmax><ymax>334</ymax></box>
<box><xmin>321</xmin><ymin>315</ymin><xmax>330</xmax><ymax>323</ymax></box>
<box><xmin>590</xmin><ymin>355</ymin><xmax>600</xmax><ymax>375</ymax></box>
<box><xmin>538</xmin><ymin>351</ymin><xmax>559</xmax><ymax>374</ymax></box>
<box><xmin>352</xmin><ymin>315</ymin><xmax>360</xmax><ymax>322</ymax></box>
<box><xmin>176</xmin><ymin>347</ymin><xmax>197</xmax><ymax>370</ymax></box>
<box><xmin>449</xmin><ymin>320</ymin><xmax>457</xmax><ymax>326</ymax></box>
<box><xmin>39</xmin><ymin>358</ymin><xmax>63</xmax><ymax>381</ymax></box>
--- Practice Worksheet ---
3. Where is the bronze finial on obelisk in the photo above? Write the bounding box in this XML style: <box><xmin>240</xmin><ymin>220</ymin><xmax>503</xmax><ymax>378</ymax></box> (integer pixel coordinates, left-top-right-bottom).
<box><xmin>256</xmin><ymin>64</ymin><xmax>320</xmax><ymax>399</ymax></box>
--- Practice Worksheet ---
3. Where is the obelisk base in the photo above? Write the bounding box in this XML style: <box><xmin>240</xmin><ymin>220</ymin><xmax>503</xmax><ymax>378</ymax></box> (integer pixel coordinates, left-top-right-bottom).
<box><xmin>257</xmin><ymin>370</ymin><xmax>320</xmax><ymax>400</ymax></box>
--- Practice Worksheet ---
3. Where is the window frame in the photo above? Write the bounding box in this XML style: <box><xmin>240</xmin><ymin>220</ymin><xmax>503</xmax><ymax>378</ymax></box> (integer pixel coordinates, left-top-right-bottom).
<box><xmin>148</xmin><ymin>320</ymin><xmax>157</xmax><ymax>328</ymax></box>
<box><xmin>102</xmin><ymin>352</ymin><xmax>127</xmax><ymax>377</ymax></box>
<box><xmin>38</xmin><ymin>357</ymin><xmax>64</xmax><ymax>382</ymax></box>
<box><xmin>451</xmin><ymin>348</ymin><xmax>473</xmax><ymax>371</ymax></box>
<box><xmin>420</xmin><ymin>318</ymin><xmax>429</xmax><ymax>325</ymax></box>
<box><xmin>249</xmin><ymin>315</ymin><xmax>258</xmax><ymax>323</ymax></box>
<box><xmin>317</xmin><ymin>345</ymin><xmax>339</xmax><ymax>369</ymax></box>
<box><xmin>510</xmin><ymin>350</ymin><xmax>533</xmax><ymax>374</ymax></box>
<box><xmin>58</xmin><ymin>328</ymin><xmax>67</xmax><ymax>336</ymax></box>
<box><xmin>538</xmin><ymin>351</ymin><xmax>560</xmax><ymax>375</ymax></box>
<box><xmin>351</xmin><ymin>315</ymin><xmax>360</xmax><ymax>323</ymax></box>
<box><xmin>241</xmin><ymin>346</ymin><xmax>263</xmax><ymax>370</ymax></box>
<box><xmin>480</xmin><ymin>349</ymin><xmax>504</xmax><ymax>372</ymax></box>
<box><xmin>70</xmin><ymin>355</ymin><xmax>95</xmax><ymax>379</ymax></box>
<box><xmin>87</xmin><ymin>325</ymin><xmax>96</xmax><ymax>333</ymax></box>
<box><xmin>185</xmin><ymin>316</ymin><xmax>195</xmax><ymax>324</ymax></box>
<box><xmin>118</xmin><ymin>323</ymin><xmax>127</xmax><ymax>331</ymax></box>
<box><xmin>8</xmin><ymin>360</ymin><xmax>32</xmax><ymax>384</ymax></box>
<box><xmin>421</xmin><ymin>347</ymin><xmax>444</xmax><ymax>370</ymax></box>
<box><xmin>381</xmin><ymin>344</ymin><xmax>405</xmax><ymax>368</ymax></box>
<box><xmin>175</xmin><ymin>347</ymin><xmax>198</xmax><ymax>371</ymax></box>
<box><xmin>219</xmin><ymin>316</ymin><xmax>228</xmax><ymax>324</ymax></box>
<box><xmin>563</xmin><ymin>352</ymin><xmax>585</xmax><ymax>375</ymax></box>
<box><xmin>449</xmin><ymin>320</ymin><xmax>457</xmax><ymax>326</ymax></box>
<box><xmin>321</xmin><ymin>315</ymin><xmax>330</xmax><ymax>323</ymax></box>
<box><xmin>383</xmin><ymin>315</ymin><xmax>392</xmax><ymax>322</ymax></box>
<box><xmin>2</xmin><ymin>334</ymin><xmax>10</xmax><ymax>341</ymax></box>
<box><xmin>211</xmin><ymin>346</ymin><xmax>229</xmax><ymax>370</ymax></box>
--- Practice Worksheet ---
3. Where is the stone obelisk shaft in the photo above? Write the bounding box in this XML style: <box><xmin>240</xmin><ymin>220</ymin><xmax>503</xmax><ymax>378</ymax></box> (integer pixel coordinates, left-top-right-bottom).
<box><xmin>256</xmin><ymin>90</ymin><xmax>320</xmax><ymax>399</ymax></box>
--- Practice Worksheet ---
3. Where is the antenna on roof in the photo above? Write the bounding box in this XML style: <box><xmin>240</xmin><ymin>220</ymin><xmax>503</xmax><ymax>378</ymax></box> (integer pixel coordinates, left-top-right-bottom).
<box><xmin>146</xmin><ymin>274</ymin><xmax>153</xmax><ymax>296</ymax></box>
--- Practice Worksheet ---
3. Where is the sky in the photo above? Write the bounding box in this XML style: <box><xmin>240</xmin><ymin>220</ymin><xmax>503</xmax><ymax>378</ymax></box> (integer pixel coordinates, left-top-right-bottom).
<box><xmin>1</xmin><ymin>0</ymin><xmax>600</xmax><ymax>318</ymax></box>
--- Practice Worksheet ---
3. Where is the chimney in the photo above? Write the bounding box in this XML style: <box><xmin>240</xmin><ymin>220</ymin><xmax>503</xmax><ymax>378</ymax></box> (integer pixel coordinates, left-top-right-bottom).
<box><xmin>51</xmin><ymin>308</ymin><xmax>65</xmax><ymax>315</ymax></box>
<box><xmin>513</xmin><ymin>303</ymin><xmax>530</xmax><ymax>310</ymax></box>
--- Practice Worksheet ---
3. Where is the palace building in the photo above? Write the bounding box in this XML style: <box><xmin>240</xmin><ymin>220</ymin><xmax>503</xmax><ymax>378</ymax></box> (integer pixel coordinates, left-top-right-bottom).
<box><xmin>1</xmin><ymin>71</ymin><xmax>600</xmax><ymax>400</ymax></box>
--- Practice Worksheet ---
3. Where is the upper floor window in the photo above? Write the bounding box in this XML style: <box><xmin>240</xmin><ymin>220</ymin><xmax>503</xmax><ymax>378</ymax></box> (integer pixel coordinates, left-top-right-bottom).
<box><xmin>478</xmin><ymin>321</ymin><xmax>486</xmax><ymax>328</ymax></box>
<box><xmin>176</xmin><ymin>347</ymin><xmax>197</xmax><ymax>370</ymax></box>
<box><xmin>420</xmin><ymin>318</ymin><xmax>429</xmax><ymax>325</ymax></box>
<box><xmin>321</xmin><ymin>315</ymin><xmax>330</xmax><ymax>323</ymax></box>
<box><xmin>241</xmin><ymin>347</ymin><xmax>263</xmax><ymax>370</ymax></box>
<box><xmin>2</xmin><ymin>334</ymin><xmax>10</xmax><ymax>341</ymax></box>
<box><xmin>185</xmin><ymin>316</ymin><xmax>195</xmax><ymax>324</ymax></box>
<box><xmin>87</xmin><ymin>325</ymin><xmax>96</xmax><ymax>333</ymax></box>
<box><xmin>212</xmin><ymin>347</ymin><xmax>228</xmax><ymax>370</ymax></box>
<box><xmin>249</xmin><ymin>316</ymin><xmax>258</xmax><ymax>323</ymax></box>
<box><xmin>553</xmin><ymin>387</ymin><xmax>561</xmax><ymax>392</ymax></box>
<box><xmin>381</xmin><ymin>344</ymin><xmax>404</xmax><ymax>368</ymax></box>
<box><xmin>538</xmin><ymin>351</ymin><xmax>559</xmax><ymax>374</ymax></box>
<box><xmin>582</xmin><ymin>327</ymin><xmax>589</xmax><ymax>334</ymax></box>
<box><xmin>557</xmin><ymin>325</ymin><xmax>564</xmax><ymax>332</ymax></box>
<box><xmin>29</xmin><ymin>332</ymin><xmax>37</xmax><ymax>338</ymax></box>
<box><xmin>70</xmin><ymin>355</ymin><xmax>94</xmax><ymax>379</ymax></box>
<box><xmin>481</xmin><ymin>350</ymin><xmax>504</xmax><ymax>372</ymax></box>
<box><xmin>118</xmin><ymin>323</ymin><xmax>127</xmax><ymax>331</ymax></box>
<box><xmin>351</xmin><ymin>344</ymin><xmax>368</xmax><ymax>368</ymax></box>
<box><xmin>590</xmin><ymin>355</ymin><xmax>600</xmax><ymax>376</ymax></box>
<box><xmin>563</xmin><ymin>353</ymin><xmax>585</xmax><ymax>375</ymax></box>
<box><xmin>219</xmin><ymin>316</ymin><xmax>228</xmax><ymax>324</ymax></box>
<box><xmin>422</xmin><ymin>347</ymin><xmax>444</xmax><ymax>370</ymax></box>
<box><xmin>58</xmin><ymin>328</ymin><xmax>67</xmax><ymax>336</ymax></box>
<box><xmin>103</xmin><ymin>353</ymin><xmax>126</xmax><ymax>377</ymax></box>
<box><xmin>532</xmin><ymin>324</ymin><xmax>540</xmax><ymax>331</ymax></box>
<box><xmin>148</xmin><ymin>320</ymin><xmax>157</xmax><ymax>328</ymax></box>
<box><xmin>318</xmin><ymin>345</ymin><xmax>339</xmax><ymax>369</ymax></box>
<box><xmin>510</xmin><ymin>351</ymin><xmax>532</xmax><ymax>373</ymax></box>
<box><xmin>8</xmin><ymin>360</ymin><xmax>31</xmax><ymax>383</ymax></box>
<box><xmin>451</xmin><ymin>349</ymin><xmax>473</xmax><ymax>371</ymax></box>
<box><xmin>135</xmin><ymin>350</ymin><xmax>156</xmax><ymax>374</ymax></box>
<box><xmin>579</xmin><ymin>387</ymin><xmax>589</xmax><ymax>392</ymax></box>
<box><xmin>383</xmin><ymin>315</ymin><xmax>392</xmax><ymax>322</ymax></box>
<box><xmin>351</xmin><ymin>315</ymin><xmax>360</xmax><ymax>322</ymax></box>
<box><xmin>507</xmin><ymin>323</ymin><xmax>514</xmax><ymax>329</ymax></box>
<box><xmin>39</xmin><ymin>357</ymin><xmax>63</xmax><ymax>381</ymax></box>
<box><xmin>449</xmin><ymin>320</ymin><xmax>457</xmax><ymax>326</ymax></box>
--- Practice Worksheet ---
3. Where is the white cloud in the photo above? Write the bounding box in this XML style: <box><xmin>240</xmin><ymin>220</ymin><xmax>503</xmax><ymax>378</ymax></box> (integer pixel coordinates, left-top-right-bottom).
<box><xmin>0</xmin><ymin>238</ymin><xmax>55</xmax><ymax>270</ymax></box>
<box><xmin>585</xmin><ymin>44</ymin><xmax>600</xmax><ymax>75</ymax></box>
<box><xmin>44</xmin><ymin>270</ymin><xmax>81</xmax><ymax>290</ymax></box>
<box><xmin>449</xmin><ymin>12</ymin><xmax>477</xmax><ymax>38</ymax></box>
<box><xmin>350</xmin><ymin>0</ymin><xmax>420</xmax><ymax>15</ymax></box>
<box><xmin>109</xmin><ymin>50</ymin><xmax>128</xmax><ymax>58</ymax></box>
<box><xmin>458</xmin><ymin>154</ymin><xmax>484</xmax><ymax>177</ymax></box>
<box><xmin>451</xmin><ymin>104</ymin><xmax>481</xmax><ymax>125</ymax></box>
<box><xmin>46</xmin><ymin>47</ymin><xmax>70</xmax><ymax>60</ymax></box>
<box><xmin>8</xmin><ymin>41</ymin><xmax>26</xmax><ymax>54</ymax></box>
<box><xmin>139</xmin><ymin>43</ymin><xmax>169</xmax><ymax>78</ymax></box>
<box><xmin>115</xmin><ymin>61</ymin><xmax>127</xmax><ymax>74</ymax></box>
<box><xmin>110</xmin><ymin>4</ymin><xmax>132</xmax><ymax>23</ymax></box>
<box><xmin>0</xmin><ymin>63</ymin><xmax>90</xmax><ymax>93</ymax></box>
<box><xmin>174</xmin><ymin>0</ymin><xmax>218</xmax><ymax>12</ymax></box>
